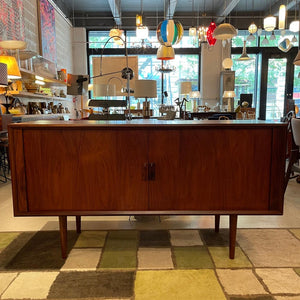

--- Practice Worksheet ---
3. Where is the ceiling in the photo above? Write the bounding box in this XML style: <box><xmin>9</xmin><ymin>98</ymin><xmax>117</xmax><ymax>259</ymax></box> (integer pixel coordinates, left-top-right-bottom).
<box><xmin>53</xmin><ymin>0</ymin><xmax>300</xmax><ymax>31</ymax></box>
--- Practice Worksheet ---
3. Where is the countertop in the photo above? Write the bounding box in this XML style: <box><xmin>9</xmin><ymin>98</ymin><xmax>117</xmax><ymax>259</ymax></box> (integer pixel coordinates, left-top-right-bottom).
<box><xmin>8</xmin><ymin>119</ymin><xmax>287</xmax><ymax>129</ymax></box>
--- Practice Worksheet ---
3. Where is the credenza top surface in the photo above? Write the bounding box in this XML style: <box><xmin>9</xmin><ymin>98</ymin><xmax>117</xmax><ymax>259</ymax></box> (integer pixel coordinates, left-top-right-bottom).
<box><xmin>8</xmin><ymin>119</ymin><xmax>287</xmax><ymax>129</ymax></box>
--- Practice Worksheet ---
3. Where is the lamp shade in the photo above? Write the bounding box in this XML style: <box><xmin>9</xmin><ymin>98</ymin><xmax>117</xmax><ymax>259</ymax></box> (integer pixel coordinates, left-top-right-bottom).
<box><xmin>134</xmin><ymin>80</ymin><xmax>157</xmax><ymax>98</ymax></box>
<box><xmin>213</xmin><ymin>23</ymin><xmax>237</xmax><ymax>40</ymax></box>
<box><xmin>136</xmin><ymin>25</ymin><xmax>149</xmax><ymax>39</ymax></box>
<box><xmin>248</xmin><ymin>22</ymin><xmax>257</xmax><ymax>34</ymax></box>
<box><xmin>222</xmin><ymin>58</ymin><xmax>233</xmax><ymax>70</ymax></box>
<box><xmin>237</xmin><ymin>41</ymin><xmax>253</xmax><ymax>61</ymax></box>
<box><xmin>289</xmin><ymin>20</ymin><xmax>299</xmax><ymax>32</ymax></box>
<box><xmin>189</xmin><ymin>27</ymin><xmax>197</xmax><ymax>36</ymax></box>
<box><xmin>157</xmin><ymin>45</ymin><xmax>175</xmax><ymax>60</ymax></box>
<box><xmin>0</xmin><ymin>56</ymin><xmax>21</xmax><ymax>79</ymax></box>
<box><xmin>293</xmin><ymin>50</ymin><xmax>300</xmax><ymax>65</ymax></box>
<box><xmin>180</xmin><ymin>81</ymin><xmax>192</xmax><ymax>95</ymax></box>
<box><xmin>156</xmin><ymin>19</ymin><xmax>184</xmax><ymax>46</ymax></box>
<box><xmin>189</xmin><ymin>91</ymin><xmax>200</xmax><ymax>98</ymax></box>
<box><xmin>278</xmin><ymin>5</ymin><xmax>286</xmax><ymax>30</ymax></box>
<box><xmin>206</xmin><ymin>21</ymin><xmax>217</xmax><ymax>46</ymax></box>
<box><xmin>94</xmin><ymin>84</ymin><xmax>116</xmax><ymax>97</ymax></box>
<box><xmin>223</xmin><ymin>90</ymin><xmax>236</xmax><ymax>98</ymax></box>
<box><xmin>0</xmin><ymin>63</ymin><xmax>8</xmax><ymax>87</ymax></box>
<box><xmin>264</xmin><ymin>16</ymin><xmax>276</xmax><ymax>32</ymax></box>
<box><xmin>0</xmin><ymin>40</ymin><xmax>26</xmax><ymax>50</ymax></box>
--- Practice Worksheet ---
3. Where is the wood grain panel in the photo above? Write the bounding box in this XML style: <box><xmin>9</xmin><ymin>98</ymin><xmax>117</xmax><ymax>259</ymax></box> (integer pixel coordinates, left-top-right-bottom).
<box><xmin>148</xmin><ymin>128</ymin><xmax>273</xmax><ymax>211</ymax></box>
<box><xmin>8</xmin><ymin>128</ymin><xmax>28</xmax><ymax>214</ymax></box>
<box><xmin>269</xmin><ymin>127</ymin><xmax>287</xmax><ymax>212</ymax></box>
<box><xmin>22</xmin><ymin>128</ymin><xmax>148</xmax><ymax>212</ymax></box>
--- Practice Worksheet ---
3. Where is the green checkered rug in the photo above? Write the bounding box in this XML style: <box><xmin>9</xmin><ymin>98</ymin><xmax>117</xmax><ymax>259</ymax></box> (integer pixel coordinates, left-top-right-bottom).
<box><xmin>0</xmin><ymin>228</ymin><xmax>300</xmax><ymax>299</ymax></box>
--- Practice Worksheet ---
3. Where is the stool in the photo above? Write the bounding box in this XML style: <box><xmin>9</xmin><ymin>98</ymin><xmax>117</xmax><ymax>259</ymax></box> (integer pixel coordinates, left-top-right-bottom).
<box><xmin>0</xmin><ymin>137</ymin><xmax>10</xmax><ymax>183</ymax></box>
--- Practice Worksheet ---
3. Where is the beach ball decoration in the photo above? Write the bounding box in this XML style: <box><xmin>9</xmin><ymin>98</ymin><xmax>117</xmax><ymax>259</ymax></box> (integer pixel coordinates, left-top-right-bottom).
<box><xmin>157</xmin><ymin>19</ymin><xmax>184</xmax><ymax>46</ymax></box>
<box><xmin>206</xmin><ymin>22</ymin><xmax>217</xmax><ymax>46</ymax></box>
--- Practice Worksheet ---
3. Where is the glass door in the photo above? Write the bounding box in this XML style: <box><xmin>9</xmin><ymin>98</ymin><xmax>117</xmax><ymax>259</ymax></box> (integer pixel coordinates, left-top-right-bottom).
<box><xmin>265</xmin><ymin>58</ymin><xmax>287</xmax><ymax>120</ymax></box>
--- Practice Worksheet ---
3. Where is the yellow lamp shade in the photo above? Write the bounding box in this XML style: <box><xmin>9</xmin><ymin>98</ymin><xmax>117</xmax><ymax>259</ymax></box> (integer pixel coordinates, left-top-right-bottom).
<box><xmin>0</xmin><ymin>55</ymin><xmax>21</xmax><ymax>79</ymax></box>
<box><xmin>157</xmin><ymin>45</ymin><xmax>175</xmax><ymax>60</ymax></box>
<box><xmin>223</xmin><ymin>90</ymin><xmax>236</xmax><ymax>98</ymax></box>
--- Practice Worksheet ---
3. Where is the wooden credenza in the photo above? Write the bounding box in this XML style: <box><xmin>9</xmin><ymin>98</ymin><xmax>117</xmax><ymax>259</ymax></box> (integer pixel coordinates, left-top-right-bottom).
<box><xmin>8</xmin><ymin>119</ymin><xmax>287</xmax><ymax>258</ymax></box>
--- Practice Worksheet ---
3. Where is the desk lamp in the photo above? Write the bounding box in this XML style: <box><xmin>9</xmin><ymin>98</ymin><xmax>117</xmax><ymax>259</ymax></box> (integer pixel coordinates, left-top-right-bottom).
<box><xmin>189</xmin><ymin>90</ymin><xmax>201</xmax><ymax>112</ymax></box>
<box><xmin>134</xmin><ymin>80</ymin><xmax>157</xmax><ymax>118</ymax></box>
<box><xmin>180</xmin><ymin>81</ymin><xmax>192</xmax><ymax>117</ymax></box>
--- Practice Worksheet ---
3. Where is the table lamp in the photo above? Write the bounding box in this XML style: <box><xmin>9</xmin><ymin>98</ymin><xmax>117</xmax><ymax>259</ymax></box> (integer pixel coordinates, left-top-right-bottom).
<box><xmin>179</xmin><ymin>81</ymin><xmax>192</xmax><ymax>116</ymax></box>
<box><xmin>189</xmin><ymin>90</ymin><xmax>201</xmax><ymax>112</ymax></box>
<box><xmin>223</xmin><ymin>90</ymin><xmax>236</xmax><ymax>112</ymax></box>
<box><xmin>134</xmin><ymin>80</ymin><xmax>157</xmax><ymax>118</ymax></box>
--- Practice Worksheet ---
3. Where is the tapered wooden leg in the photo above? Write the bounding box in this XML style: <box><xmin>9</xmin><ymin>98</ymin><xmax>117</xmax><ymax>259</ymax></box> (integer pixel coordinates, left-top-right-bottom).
<box><xmin>59</xmin><ymin>216</ymin><xmax>67</xmax><ymax>259</ymax></box>
<box><xmin>229</xmin><ymin>214</ymin><xmax>238</xmax><ymax>259</ymax></box>
<box><xmin>76</xmin><ymin>216</ymin><xmax>81</xmax><ymax>234</ymax></box>
<box><xmin>215</xmin><ymin>215</ymin><xmax>220</xmax><ymax>233</ymax></box>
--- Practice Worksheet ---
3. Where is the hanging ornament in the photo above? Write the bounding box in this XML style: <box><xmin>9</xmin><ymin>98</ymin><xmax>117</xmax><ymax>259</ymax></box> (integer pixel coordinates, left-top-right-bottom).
<box><xmin>206</xmin><ymin>21</ymin><xmax>217</xmax><ymax>46</ymax></box>
<box><xmin>156</xmin><ymin>19</ymin><xmax>184</xmax><ymax>46</ymax></box>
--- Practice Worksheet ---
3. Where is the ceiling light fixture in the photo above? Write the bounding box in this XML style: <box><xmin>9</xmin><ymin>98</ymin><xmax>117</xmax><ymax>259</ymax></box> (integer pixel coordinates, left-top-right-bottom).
<box><xmin>264</xmin><ymin>16</ymin><xmax>276</xmax><ymax>31</ymax></box>
<box><xmin>270</xmin><ymin>31</ymin><xmax>276</xmax><ymax>40</ymax></box>
<box><xmin>262</xmin><ymin>34</ymin><xmax>269</xmax><ymax>45</ymax></box>
<box><xmin>289</xmin><ymin>20</ymin><xmax>300</xmax><ymax>32</ymax></box>
<box><xmin>279</xmin><ymin>4</ymin><xmax>286</xmax><ymax>30</ymax></box>
<box><xmin>207</xmin><ymin>21</ymin><xmax>217</xmax><ymax>46</ymax></box>
<box><xmin>248</xmin><ymin>22</ymin><xmax>257</xmax><ymax>34</ymax></box>
<box><xmin>237</xmin><ymin>41</ymin><xmax>253</xmax><ymax>61</ymax></box>
<box><xmin>213</xmin><ymin>23</ymin><xmax>237</xmax><ymax>40</ymax></box>
<box><xmin>247</xmin><ymin>33</ymin><xmax>256</xmax><ymax>42</ymax></box>
<box><xmin>136</xmin><ymin>0</ymin><xmax>149</xmax><ymax>40</ymax></box>
<box><xmin>198</xmin><ymin>26</ymin><xmax>208</xmax><ymax>44</ymax></box>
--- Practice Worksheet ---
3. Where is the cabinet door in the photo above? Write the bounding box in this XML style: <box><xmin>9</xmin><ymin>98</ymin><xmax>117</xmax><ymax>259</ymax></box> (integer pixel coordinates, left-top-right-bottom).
<box><xmin>148</xmin><ymin>128</ymin><xmax>272</xmax><ymax>211</ymax></box>
<box><xmin>23</xmin><ymin>128</ymin><xmax>148</xmax><ymax>212</ymax></box>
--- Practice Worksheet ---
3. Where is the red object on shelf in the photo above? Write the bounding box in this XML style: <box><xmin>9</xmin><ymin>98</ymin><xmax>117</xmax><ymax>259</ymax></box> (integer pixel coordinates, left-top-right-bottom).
<box><xmin>207</xmin><ymin>22</ymin><xmax>217</xmax><ymax>46</ymax></box>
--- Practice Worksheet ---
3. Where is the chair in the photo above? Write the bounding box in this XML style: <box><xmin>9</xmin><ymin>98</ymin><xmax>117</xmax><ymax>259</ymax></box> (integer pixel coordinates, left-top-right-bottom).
<box><xmin>291</xmin><ymin>118</ymin><xmax>300</xmax><ymax>183</ymax></box>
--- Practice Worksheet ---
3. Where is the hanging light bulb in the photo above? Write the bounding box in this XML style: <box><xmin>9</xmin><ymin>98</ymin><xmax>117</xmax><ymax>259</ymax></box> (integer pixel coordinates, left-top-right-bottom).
<box><xmin>290</xmin><ymin>20</ymin><xmax>300</xmax><ymax>32</ymax></box>
<box><xmin>248</xmin><ymin>22</ymin><xmax>257</xmax><ymax>34</ymax></box>
<box><xmin>264</xmin><ymin>16</ymin><xmax>276</xmax><ymax>32</ymax></box>
<box><xmin>247</xmin><ymin>33</ymin><xmax>256</xmax><ymax>42</ymax></box>
<box><xmin>278</xmin><ymin>5</ymin><xmax>286</xmax><ymax>30</ymax></box>
<box><xmin>262</xmin><ymin>34</ymin><xmax>269</xmax><ymax>45</ymax></box>
<box><xmin>270</xmin><ymin>31</ymin><xmax>276</xmax><ymax>40</ymax></box>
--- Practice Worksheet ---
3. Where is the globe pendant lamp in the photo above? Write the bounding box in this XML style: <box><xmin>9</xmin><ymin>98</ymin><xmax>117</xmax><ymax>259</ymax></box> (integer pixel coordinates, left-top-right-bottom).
<box><xmin>248</xmin><ymin>22</ymin><xmax>257</xmax><ymax>34</ymax></box>
<box><xmin>206</xmin><ymin>21</ymin><xmax>217</xmax><ymax>46</ymax></box>
<box><xmin>157</xmin><ymin>45</ymin><xmax>175</xmax><ymax>60</ymax></box>
<box><xmin>213</xmin><ymin>23</ymin><xmax>237</xmax><ymax>40</ymax></box>
<box><xmin>264</xmin><ymin>16</ymin><xmax>276</xmax><ymax>32</ymax></box>
<box><xmin>156</xmin><ymin>19</ymin><xmax>184</xmax><ymax>47</ymax></box>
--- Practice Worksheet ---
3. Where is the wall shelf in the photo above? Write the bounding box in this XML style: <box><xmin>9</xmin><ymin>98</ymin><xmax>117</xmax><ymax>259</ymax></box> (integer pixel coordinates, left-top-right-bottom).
<box><xmin>20</xmin><ymin>68</ymin><xmax>68</xmax><ymax>87</ymax></box>
<box><xmin>5</xmin><ymin>91</ymin><xmax>69</xmax><ymax>101</ymax></box>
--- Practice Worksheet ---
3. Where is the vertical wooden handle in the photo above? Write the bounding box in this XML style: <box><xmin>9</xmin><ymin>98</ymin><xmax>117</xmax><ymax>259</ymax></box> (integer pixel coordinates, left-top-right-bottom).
<box><xmin>149</xmin><ymin>163</ymin><xmax>156</xmax><ymax>181</ymax></box>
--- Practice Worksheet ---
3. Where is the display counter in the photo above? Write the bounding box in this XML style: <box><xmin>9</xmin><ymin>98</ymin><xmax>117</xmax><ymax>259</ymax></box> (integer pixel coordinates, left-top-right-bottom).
<box><xmin>8</xmin><ymin>119</ymin><xmax>287</xmax><ymax>259</ymax></box>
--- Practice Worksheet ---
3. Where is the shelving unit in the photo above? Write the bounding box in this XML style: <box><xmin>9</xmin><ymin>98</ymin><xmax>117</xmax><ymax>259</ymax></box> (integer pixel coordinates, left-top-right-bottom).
<box><xmin>19</xmin><ymin>68</ymin><xmax>68</xmax><ymax>87</ymax></box>
<box><xmin>6</xmin><ymin>91</ymin><xmax>69</xmax><ymax>101</ymax></box>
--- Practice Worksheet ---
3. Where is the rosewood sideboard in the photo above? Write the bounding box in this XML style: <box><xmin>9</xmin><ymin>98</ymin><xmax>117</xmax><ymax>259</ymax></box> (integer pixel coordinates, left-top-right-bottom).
<box><xmin>8</xmin><ymin>119</ymin><xmax>287</xmax><ymax>259</ymax></box>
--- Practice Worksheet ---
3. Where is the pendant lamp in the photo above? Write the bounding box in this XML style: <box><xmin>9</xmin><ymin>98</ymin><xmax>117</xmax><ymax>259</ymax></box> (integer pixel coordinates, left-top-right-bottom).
<box><xmin>278</xmin><ymin>5</ymin><xmax>286</xmax><ymax>30</ymax></box>
<box><xmin>157</xmin><ymin>45</ymin><xmax>175</xmax><ymax>60</ymax></box>
<box><xmin>270</xmin><ymin>31</ymin><xmax>276</xmax><ymax>40</ymax></box>
<box><xmin>290</xmin><ymin>21</ymin><xmax>300</xmax><ymax>32</ymax></box>
<box><xmin>213</xmin><ymin>23</ymin><xmax>237</xmax><ymax>40</ymax></box>
<box><xmin>263</xmin><ymin>16</ymin><xmax>276</xmax><ymax>32</ymax></box>
<box><xmin>237</xmin><ymin>41</ymin><xmax>253</xmax><ymax>61</ymax></box>
<box><xmin>156</xmin><ymin>19</ymin><xmax>184</xmax><ymax>47</ymax></box>
<box><xmin>248</xmin><ymin>22</ymin><xmax>257</xmax><ymax>34</ymax></box>
<box><xmin>206</xmin><ymin>21</ymin><xmax>217</xmax><ymax>46</ymax></box>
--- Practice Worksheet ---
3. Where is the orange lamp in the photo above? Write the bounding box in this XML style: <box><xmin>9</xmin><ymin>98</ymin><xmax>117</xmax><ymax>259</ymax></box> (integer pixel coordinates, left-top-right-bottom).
<box><xmin>0</xmin><ymin>56</ymin><xmax>21</xmax><ymax>79</ymax></box>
